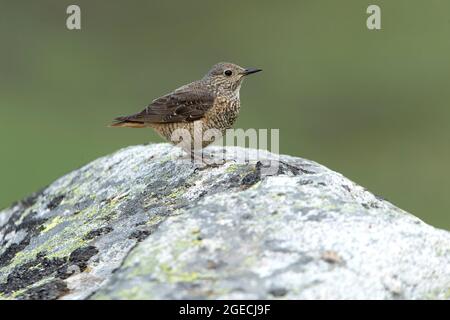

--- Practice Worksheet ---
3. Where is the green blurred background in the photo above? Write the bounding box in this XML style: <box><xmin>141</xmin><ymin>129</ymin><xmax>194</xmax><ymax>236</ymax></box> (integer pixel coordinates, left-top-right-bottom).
<box><xmin>1</xmin><ymin>1</ymin><xmax>449</xmax><ymax>229</ymax></box>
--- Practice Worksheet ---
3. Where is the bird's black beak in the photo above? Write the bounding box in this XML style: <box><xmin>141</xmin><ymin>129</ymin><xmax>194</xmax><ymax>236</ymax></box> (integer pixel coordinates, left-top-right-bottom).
<box><xmin>242</xmin><ymin>68</ymin><xmax>262</xmax><ymax>76</ymax></box>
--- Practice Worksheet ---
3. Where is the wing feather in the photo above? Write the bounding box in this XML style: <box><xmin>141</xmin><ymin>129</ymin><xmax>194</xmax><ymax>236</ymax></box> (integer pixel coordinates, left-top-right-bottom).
<box><xmin>114</xmin><ymin>84</ymin><xmax>215</xmax><ymax>124</ymax></box>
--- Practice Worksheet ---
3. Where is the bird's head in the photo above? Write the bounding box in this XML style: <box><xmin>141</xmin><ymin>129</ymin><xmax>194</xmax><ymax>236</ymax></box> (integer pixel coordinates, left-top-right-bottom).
<box><xmin>203</xmin><ymin>62</ymin><xmax>262</xmax><ymax>95</ymax></box>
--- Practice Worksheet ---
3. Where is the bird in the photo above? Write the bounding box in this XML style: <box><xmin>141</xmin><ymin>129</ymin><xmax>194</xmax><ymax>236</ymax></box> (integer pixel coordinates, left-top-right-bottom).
<box><xmin>110</xmin><ymin>62</ymin><xmax>262</xmax><ymax>159</ymax></box>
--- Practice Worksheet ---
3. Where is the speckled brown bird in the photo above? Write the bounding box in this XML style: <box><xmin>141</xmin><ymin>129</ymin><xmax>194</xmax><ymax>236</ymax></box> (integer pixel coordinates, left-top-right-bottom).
<box><xmin>111</xmin><ymin>62</ymin><xmax>261</xmax><ymax>155</ymax></box>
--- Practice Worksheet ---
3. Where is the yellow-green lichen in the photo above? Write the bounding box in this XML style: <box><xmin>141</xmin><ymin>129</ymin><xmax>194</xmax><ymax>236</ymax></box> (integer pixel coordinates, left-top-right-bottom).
<box><xmin>114</xmin><ymin>286</ymin><xmax>152</xmax><ymax>300</ymax></box>
<box><xmin>0</xmin><ymin>199</ymin><xmax>118</xmax><ymax>274</ymax></box>
<box><xmin>146</xmin><ymin>215</ymin><xmax>164</xmax><ymax>226</ymax></box>
<box><xmin>9</xmin><ymin>276</ymin><xmax>56</xmax><ymax>299</ymax></box>
<box><xmin>225</xmin><ymin>163</ymin><xmax>240</xmax><ymax>173</ymax></box>
<box><xmin>13</xmin><ymin>206</ymin><xmax>36</xmax><ymax>229</ymax></box>
<box><xmin>42</xmin><ymin>216</ymin><xmax>64</xmax><ymax>233</ymax></box>
<box><xmin>167</xmin><ymin>188</ymin><xmax>186</xmax><ymax>199</ymax></box>
<box><xmin>159</xmin><ymin>263</ymin><xmax>200</xmax><ymax>283</ymax></box>
<box><xmin>124</xmin><ymin>231</ymin><xmax>205</xmax><ymax>282</ymax></box>
<box><xmin>10</xmin><ymin>288</ymin><xmax>27</xmax><ymax>299</ymax></box>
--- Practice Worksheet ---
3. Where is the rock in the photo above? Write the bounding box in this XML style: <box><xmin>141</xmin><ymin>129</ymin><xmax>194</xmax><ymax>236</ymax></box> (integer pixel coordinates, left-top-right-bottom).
<box><xmin>0</xmin><ymin>143</ymin><xmax>449</xmax><ymax>300</ymax></box>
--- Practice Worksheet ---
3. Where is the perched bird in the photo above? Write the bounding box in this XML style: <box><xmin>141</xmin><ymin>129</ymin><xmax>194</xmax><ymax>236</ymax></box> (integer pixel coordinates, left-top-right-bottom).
<box><xmin>111</xmin><ymin>62</ymin><xmax>261</xmax><ymax>157</ymax></box>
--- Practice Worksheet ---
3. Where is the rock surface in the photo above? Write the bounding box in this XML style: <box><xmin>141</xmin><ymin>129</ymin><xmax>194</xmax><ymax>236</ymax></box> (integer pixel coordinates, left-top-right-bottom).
<box><xmin>0</xmin><ymin>143</ymin><xmax>449</xmax><ymax>300</ymax></box>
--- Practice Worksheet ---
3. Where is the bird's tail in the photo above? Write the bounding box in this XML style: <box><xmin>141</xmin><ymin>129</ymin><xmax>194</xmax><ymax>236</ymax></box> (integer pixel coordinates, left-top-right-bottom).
<box><xmin>109</xmin><ymin>116</ymin><xmax>146</xmax><ymax>128</ymax></box>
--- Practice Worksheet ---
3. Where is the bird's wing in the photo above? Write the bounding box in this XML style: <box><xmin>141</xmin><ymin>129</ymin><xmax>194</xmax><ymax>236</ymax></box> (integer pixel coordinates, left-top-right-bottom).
<box><xmin>114</xmin><ymin>85</ymin><xmax>215</xmax><ymax>124</ymax></box>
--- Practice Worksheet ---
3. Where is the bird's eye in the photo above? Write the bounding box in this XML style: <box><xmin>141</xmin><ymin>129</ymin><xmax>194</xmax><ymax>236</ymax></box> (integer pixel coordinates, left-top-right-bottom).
<box><xmin>224</xmin><ymin>70</ymin><xmax>233</xmax><ymax>76</ymax></box>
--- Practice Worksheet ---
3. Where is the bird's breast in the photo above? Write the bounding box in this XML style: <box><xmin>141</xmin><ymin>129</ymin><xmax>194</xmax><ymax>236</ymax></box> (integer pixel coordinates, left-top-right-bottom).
<box><xmin>204</xmin><ymin>98</ymin><xmax>241</xmax><ymax>131</ymax></box>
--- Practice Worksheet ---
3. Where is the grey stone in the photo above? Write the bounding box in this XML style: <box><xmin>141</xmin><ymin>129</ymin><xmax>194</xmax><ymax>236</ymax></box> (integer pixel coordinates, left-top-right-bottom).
<box><xmin>0</xmin><ymin>143</ymin><xmax>449</xmax><ymax>300</ymax></box>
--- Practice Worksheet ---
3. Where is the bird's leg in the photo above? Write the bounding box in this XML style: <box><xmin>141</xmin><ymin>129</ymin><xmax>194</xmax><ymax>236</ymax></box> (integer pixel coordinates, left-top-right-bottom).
<box><xmin>190</xmin><ymin>150</ymin><xmax>205</xmax><ymax>167</ymax></box>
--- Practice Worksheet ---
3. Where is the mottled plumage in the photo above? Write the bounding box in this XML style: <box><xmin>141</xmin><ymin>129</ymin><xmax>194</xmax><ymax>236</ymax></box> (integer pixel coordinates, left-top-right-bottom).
<box><xmin>111</xmin><ymin>62</ymin><xmax>261</xmax><ymax>153</ymax></box>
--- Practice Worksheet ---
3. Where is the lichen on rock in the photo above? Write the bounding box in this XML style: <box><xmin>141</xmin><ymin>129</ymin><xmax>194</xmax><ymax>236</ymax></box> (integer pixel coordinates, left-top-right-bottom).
<box><xmin>0</xmin><ymin>143</ymin><xmax>449</xmax><ymax>300</ymax></box>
